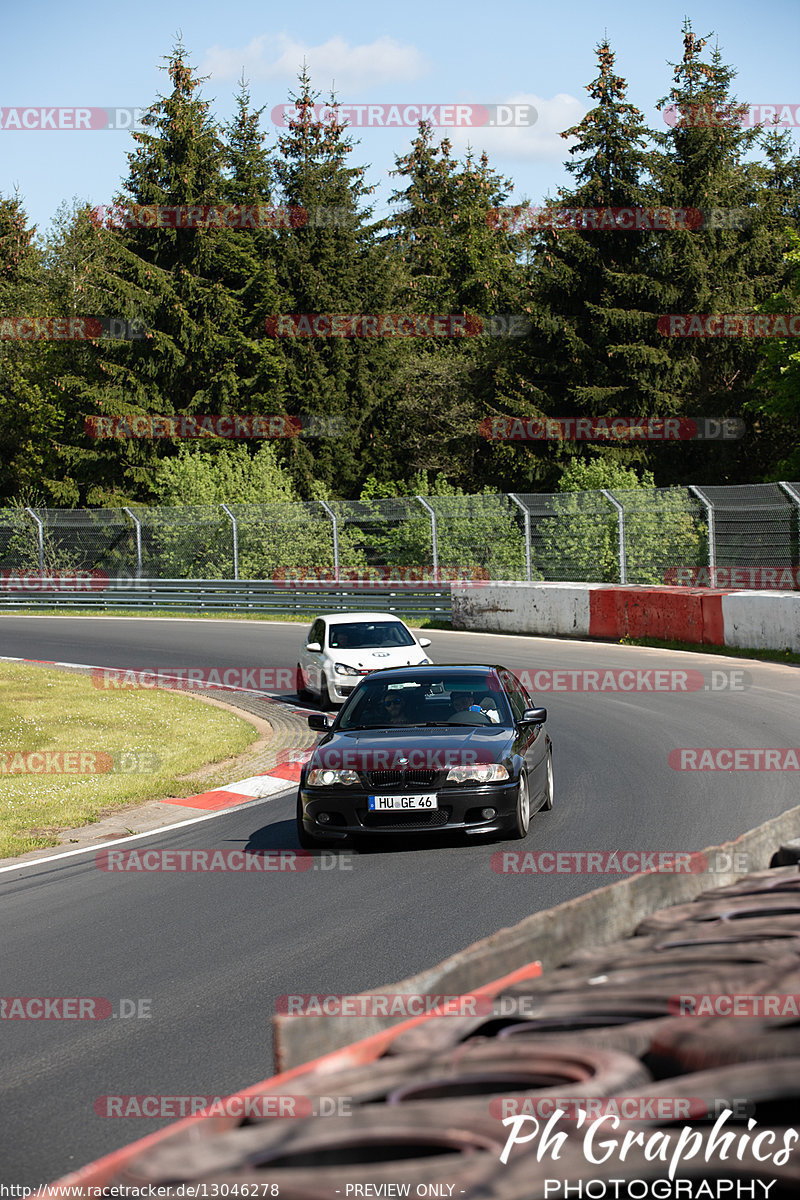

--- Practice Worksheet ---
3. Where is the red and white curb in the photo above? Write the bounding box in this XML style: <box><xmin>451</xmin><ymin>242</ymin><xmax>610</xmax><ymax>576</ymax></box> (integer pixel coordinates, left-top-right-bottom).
<box><xmin>175</xmin><ymin>752</ymin><xmax>315</xmax><ymax>811</ymax></box>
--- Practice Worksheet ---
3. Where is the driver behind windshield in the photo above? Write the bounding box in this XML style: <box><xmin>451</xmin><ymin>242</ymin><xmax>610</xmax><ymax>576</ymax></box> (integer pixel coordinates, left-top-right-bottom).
<box><xmin>382</xmin><ymin>691</ymin><xmax>410</xmax><ymax>725</ymax></box>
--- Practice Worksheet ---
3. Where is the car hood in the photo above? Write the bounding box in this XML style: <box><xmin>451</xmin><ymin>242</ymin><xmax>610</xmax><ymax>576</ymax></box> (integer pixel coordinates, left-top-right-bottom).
<box><xmin>310</xmin><ymin>725</ymin><xmax>513</xmax><ymax>771</ymax></box>
<box><xmin>327</xmin><ymin>647</ymin><xmax>426</xmax><ymax>669</ymax></box>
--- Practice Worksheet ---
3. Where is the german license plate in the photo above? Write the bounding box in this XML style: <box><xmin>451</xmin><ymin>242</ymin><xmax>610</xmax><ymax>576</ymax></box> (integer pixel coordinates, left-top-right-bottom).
<box><xmin>368</xmin><ymin>794</ymin><xmax>438</xmax><ymax>811</ymax></box>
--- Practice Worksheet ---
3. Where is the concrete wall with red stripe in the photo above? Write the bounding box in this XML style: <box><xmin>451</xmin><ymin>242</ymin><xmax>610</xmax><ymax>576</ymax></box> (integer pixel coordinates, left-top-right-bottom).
<box><xmin>452</xmin><ymin>582</ymin><xmax>800</xmax><ymax>652</ymax></box>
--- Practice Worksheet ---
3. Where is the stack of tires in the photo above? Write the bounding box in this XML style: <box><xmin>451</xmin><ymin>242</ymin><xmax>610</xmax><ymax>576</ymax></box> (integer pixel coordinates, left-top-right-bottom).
<box><xmin>108</xmin><ymin>864</ymin><xmax>800</xmax><ymax>1196</ymax></box>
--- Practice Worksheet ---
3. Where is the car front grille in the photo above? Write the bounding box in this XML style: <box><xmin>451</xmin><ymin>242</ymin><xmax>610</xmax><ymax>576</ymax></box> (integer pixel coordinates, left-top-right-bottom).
<box><xmin>360</xmin><ymin>808</ymin><xmax>452</xmax><ymax>830</ymax></box>
<box><xmin>363</xmin><ymin>769</ymin><xmax>442</xmax><ymax>789</ymax></box>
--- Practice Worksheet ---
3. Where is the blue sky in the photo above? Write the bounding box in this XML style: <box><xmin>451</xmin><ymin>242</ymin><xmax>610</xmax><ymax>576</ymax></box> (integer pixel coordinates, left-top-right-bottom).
<box><xmin>2</xmin><ymin>0</ymin><xmax>799</xmax><ymax>238</ymax></box>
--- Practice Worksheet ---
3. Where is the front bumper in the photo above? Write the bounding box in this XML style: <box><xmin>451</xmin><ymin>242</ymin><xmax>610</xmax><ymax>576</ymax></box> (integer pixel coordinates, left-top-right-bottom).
<box><xmin>299</xmin><ymin>780</ymin><xmax>521</xmax><ymax>839</ymax></box>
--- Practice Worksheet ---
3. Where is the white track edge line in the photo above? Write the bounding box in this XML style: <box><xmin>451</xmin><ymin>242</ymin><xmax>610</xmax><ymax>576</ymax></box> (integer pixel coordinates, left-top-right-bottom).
<box><xmin>0</xmin><ymin>787</ymin><xmax>296</xmax><ymax>876</ymax></box>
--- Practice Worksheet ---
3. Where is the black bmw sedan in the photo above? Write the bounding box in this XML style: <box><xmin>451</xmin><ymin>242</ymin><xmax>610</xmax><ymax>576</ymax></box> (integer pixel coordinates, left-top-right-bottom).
<box><xmin>296</xmin><ymin>664</ymin><xmax>552</xmax><ymax>847</ymax></box>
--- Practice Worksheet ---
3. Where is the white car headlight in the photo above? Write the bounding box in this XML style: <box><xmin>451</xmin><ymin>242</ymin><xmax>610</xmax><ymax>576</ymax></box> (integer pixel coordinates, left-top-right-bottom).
<box><xmin>334</xmin><ymin>662</ymin><xmax>361</xmax><ymax>676</ymax></box>
<box><xmin>307</xmin><ymin>768</ymin><xmax>360</xmax><ymax>786</ymax></box>
<box><xmin>446</xmin><ymin>763</ymin><xmax>510</xmax><ymax>784</ymax></box>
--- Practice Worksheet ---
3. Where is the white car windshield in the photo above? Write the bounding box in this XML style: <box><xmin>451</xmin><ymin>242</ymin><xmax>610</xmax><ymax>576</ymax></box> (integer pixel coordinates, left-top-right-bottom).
<box><xmin>328</xmin><ymin>622</ymin><xmax>416</xmax><ymax>650</ymax></box>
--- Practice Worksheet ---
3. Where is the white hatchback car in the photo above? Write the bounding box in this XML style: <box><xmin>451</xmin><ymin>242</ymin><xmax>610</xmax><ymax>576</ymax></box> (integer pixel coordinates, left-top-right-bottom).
<box><xmin>296</xmin><ymin>613</ymin><xmax>433</xmax><ymax>708</ymax></box>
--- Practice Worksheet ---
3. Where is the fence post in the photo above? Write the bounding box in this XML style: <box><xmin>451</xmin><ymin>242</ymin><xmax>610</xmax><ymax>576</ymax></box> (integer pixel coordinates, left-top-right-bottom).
<box><xmin>24</xmin><ymin>508</ymin><xmax>44</xmax><ymax>574</ymax></box>
<box><xmin>689</xmin><ymin>486</ymin><xmax>715</xmax><ymax>581</ymax></box>
<box><xmin>508</xmin><ymin>493</ymin><xmax>531</xmax><ymax>582</ymax></box>
<box><xmin>319</xmin><ymin>501</ymin><xmax>339</xmax><ymax>582</ymax></box>
<box><xmin>779</xmin><ymin>483</ymin><xmax>800</xmax><ymax>577</ymax></box>
<box><xmin>416</xmin><ymin>497</ymin><xmax>439</xmax><ymax>584</ymax></box>
<box><xmin>600</xmin><ymin>491</ymin><xmax>627</xmax><ymax>585</ymax></box>
<box><xmin>123</xmin><ymin>507</ymin><xmax>143</xmax><ymax>580</ymax></box>
<box><xmin>221</xmin><ymin>504</ymin><xmax>239</xmax><ymax>581</ymax></box>
<box><xmin>778</xmin><ymin>481</ymin><xmax>800</xmax><ymax>510</ymax></box>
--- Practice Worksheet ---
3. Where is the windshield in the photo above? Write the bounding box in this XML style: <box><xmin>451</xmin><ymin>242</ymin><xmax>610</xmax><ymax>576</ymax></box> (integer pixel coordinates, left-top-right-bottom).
<box><xmin>338</xmin><ymin>673</ymin><xmax>512</xmax><ymax>730</ymax></box>
<box><xmin>328</xmin><ymin>621</ymin><xmax>415</xmax><ymax>650</ymax></box>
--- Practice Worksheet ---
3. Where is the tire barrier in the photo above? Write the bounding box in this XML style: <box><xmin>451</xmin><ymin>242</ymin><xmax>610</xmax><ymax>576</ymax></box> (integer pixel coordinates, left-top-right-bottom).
<box><xmin>111</xmin><ymin>1103</ymin><xmax>516</xmax><ymax>1194</ymax></box>
<box><xmin>635</xmin><ymin>890</ymin><xmax>800</xmax><ymax>936</ymax></box>
<box><xmin>563</xmin><ymin>931</ymin><xmax>800</xmax><ymax>970</ymax></box>
<box><xmin>385</xmin><ymin>966</ymin><xmax>781</xmax><ymax>1056</ymax></box>
<box><xmin>650</xmin><ymin>1013</ymin><xmax>800</xmax><ymax>1073</ymax></box>
<box><xmin>44</xmin><ymin>865</ymin><xmax>800</xmax><ymax>1194</ymax></box>
<box><xmin>108</xmin><ymin>1043</ymin><xmax>651</xmax><ymax>1166</ymax></box>
<box><xmin>696</xmin><ymin>864</ymin><xmax>800</xmax><ymax>900</ymax></box>
<box><xmin>620</xmin><ymin>1058</ymin><xmax>800</xmax><ymax>1126</ymax></box>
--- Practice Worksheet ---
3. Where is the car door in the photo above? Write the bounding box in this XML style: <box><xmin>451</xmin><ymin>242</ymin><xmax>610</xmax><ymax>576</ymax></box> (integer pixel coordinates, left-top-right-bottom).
<box><xmin>501</xmin><ymin>669</ymin><xmax>547</xmax><ymax>801</ymax></box>
<box><xmin>303</xmin><ymin>619</ymin><xmax>326</xmax><ymax>695</ymax></box>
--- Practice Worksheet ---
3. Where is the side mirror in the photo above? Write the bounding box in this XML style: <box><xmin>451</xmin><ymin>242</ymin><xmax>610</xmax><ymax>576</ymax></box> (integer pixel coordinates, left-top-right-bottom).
<box><xmin>521</xmin><ymin>707</ymin><xmax>547</xmax><ymax>725</ymax></box>
<box><xmin>305</xmin><ymin>642</ymin><xmax>322</xmax><ymax>653</ymax></box>
<box><xmin>307</xmin><ymin>713</ymin><xmax>333</xmax><ymax>731</ymax></box>
<box><xmin>418</xmin><ymin>637</ymin><xmax>432</xmax><ymax>648</ymax></box>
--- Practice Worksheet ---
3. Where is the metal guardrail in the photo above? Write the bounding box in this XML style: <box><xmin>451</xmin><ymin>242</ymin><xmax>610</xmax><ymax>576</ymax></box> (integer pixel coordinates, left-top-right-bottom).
<box><xmin>0</xmin><ymin>579</ymin><xmax>453</xmax><ymax>619</ymax></box>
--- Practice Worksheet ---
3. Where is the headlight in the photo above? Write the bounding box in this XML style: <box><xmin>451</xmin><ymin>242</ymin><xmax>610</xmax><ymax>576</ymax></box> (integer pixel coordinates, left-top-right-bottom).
<box><xmin>419</xmin><ymin>657</ymin><xmax>433</xmax><ymax>665</ymax></box>
<box><xmin>334</xmin><ymin>663</ymin><xmax>361</xmax><ymax>676</ymax></box>
<box><xmin>446</xmin><ymin>763</ymin><xmax>510</xmax><ymax>784</ymax></box>
<box><xmin>307</xmin><ymin>768</ymin><xmax>360</xmax><ymax>786</ymax></box>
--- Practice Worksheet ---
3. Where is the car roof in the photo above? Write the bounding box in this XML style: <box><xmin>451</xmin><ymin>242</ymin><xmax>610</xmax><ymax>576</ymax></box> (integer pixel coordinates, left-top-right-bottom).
<box><xmin>318</xmin><ymin>613</ymin><xmax>409</xmax><ymax>624</ymax></box>
<box><xmin>360</xmin><ymin>664</ymin><xmax>506</xmax><ymax>681</ymax></box>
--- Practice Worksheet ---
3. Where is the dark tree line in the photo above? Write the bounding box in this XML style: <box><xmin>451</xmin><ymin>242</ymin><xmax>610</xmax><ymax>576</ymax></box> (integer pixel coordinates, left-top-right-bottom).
<box><xmin>1</xmin><ymin>21</ymin><xmax>798</xmax><ymax>507</ymax></box>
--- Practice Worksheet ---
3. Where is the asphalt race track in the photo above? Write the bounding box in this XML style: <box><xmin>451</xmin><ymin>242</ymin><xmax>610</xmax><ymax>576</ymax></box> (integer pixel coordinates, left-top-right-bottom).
<box><xmin>1</xmin><ymin>615</ymin><xmax>798</xmax><ymax>1186</ymax></box>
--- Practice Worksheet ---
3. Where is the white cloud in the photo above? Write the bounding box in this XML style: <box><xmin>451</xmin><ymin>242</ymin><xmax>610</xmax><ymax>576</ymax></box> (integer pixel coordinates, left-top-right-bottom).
<box><xmin>448</xmin><ymin>93</ymin><xmax>586</xmax><ymax>162</ymax></box>
<box><xmin>202</xmin><ymin>34</ymin><xmax>428</xmax><ymax>93</ymax></box>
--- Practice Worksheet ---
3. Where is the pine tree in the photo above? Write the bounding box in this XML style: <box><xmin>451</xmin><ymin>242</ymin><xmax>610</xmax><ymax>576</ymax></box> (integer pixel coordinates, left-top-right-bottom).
<box><xmin>51</xmin><ymin>42</ymin><xmax>284</xmax><ymax>503</ymax></box>
<box><xmin>490</xmin><ymin>39</ymin><xmax>672</xmax><ymax>489</ymax></box>
<box><xmin>0</xmin><ymin>194</ymin><xmax>61</xmax><ymax>501</ymax></box>
<box><xmin>271</xmin><ymin>70</ymin><xmax>398</xmax><ymax>496</ymax></box>
<box><xmin>651</xmin><ymin>20</ymin><xmax>793</xmax><ymax>483</ymax></box>
<box><xmin>381</xmin><ymin>125</ymin><xmax>521</xmax><ymax>487</ymax></box>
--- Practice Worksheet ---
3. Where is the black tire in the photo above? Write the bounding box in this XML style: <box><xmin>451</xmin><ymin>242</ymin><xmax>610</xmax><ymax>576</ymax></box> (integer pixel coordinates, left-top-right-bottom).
<box><xmin>295</xmin><ymin>663</ymin><xmax>310</xmax><ymax>702</ymax></box>
<box><xmin>541</xmin><ymin>749</ymin><xmax>553</xmax><ymax>811</ymax></box>
<box><xmin>319</xmin><ymin>676</ymin><xmax>332</xmax><ymax>711</ymax></box>
<box><xmin>509</xmin><ymin>772</ymin><xmax>531</xmax><ymax>839</ymax></box>
<box><xmin>296</xmin><ymin>791</ymin><xmax>333</xmax><ymax>850</ymax></box>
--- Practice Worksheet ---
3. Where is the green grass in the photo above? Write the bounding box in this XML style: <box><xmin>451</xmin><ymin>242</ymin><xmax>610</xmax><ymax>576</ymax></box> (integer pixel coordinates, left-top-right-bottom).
<box><xmin>0</xmin><ymin>664</ymin><xmax>258</xmax><ymax>859</ymax></box>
